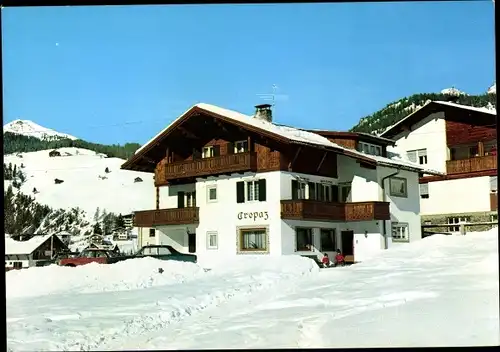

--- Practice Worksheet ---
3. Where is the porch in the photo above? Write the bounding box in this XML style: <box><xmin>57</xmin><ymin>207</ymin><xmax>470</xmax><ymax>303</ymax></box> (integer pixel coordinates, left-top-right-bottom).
<box><xmin>447</xmin><ymin>140</ymin><xmax>497</xmax><ymax>174</ymax></box>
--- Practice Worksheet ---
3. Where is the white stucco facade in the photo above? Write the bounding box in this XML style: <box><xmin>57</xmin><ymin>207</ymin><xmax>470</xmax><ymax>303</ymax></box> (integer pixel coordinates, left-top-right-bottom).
<box><xmin>139</xmin><ymin>158</ymin><xmax>422</xmax><ymax>265</ymax></box>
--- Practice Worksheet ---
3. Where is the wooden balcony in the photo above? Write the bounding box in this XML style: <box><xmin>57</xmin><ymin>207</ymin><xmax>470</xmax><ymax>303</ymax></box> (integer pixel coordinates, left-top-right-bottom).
<box><xmin>133</xmin><ymin>207</ymin><xmax>199</xmax><ymax>227</ymax></box>
<box><xmin>156</xmin><ymin>152</ymin><xmax>257</xmax><ymax>184</ymax></box>
<box><xmin>446</xmin><ymin>155</ymin><xmax>497</xmax><ymax>175</ymax></box>
<box><xmin>280</xmin><ymin>200</ymin><xmax>390</xmax><ymax>222</ymax></box>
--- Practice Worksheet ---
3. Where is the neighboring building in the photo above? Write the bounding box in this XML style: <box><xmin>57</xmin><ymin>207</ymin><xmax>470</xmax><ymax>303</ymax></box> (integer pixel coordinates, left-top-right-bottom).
<box><xmin>122</xmin><ymin>214</ymin><xmax>134</xmax><ymax>229</ymax></box>
<box><xmin>112</xmin><ymin>227</ymin><xmax>131</xmax><ymax>241</ymax></box>
<box><xmin>121</xmin><ymin>103</ymin><xmax>440</xmax><ymax>264</ymax></box>
<box><xmin>5</xmin><ymin>234</ymin><xmax>68</xmax><ymax>270</ymax></box>
<box><xmin>380</xmin><ymin>100</ymin><xmax>497</xmax><ymax>230</ymax></box>
<box><xmin>56</xmin><ymin>231</ymin><xmax>72</xmax><ymax>246</ymax></box>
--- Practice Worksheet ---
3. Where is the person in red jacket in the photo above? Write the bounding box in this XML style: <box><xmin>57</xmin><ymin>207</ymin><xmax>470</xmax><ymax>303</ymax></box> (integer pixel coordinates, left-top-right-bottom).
<box><xmin>334</xmin><ymin>249</ymin><xmax>345</xmax><ymax>267</ymax></box>
<box><xmin>321</xmin><ymin>253</ymin><xmax>330</xmax><ymax>268</ymax></box>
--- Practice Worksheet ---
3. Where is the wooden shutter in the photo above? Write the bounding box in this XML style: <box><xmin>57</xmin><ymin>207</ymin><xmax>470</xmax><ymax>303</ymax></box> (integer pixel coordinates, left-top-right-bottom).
<box><xmin>291</xmin><ymin>180</ymin><xmax>298</xmax><ymax>200</ymax></box>
<box><xmin>192</xmin><ymin>148</ymin><xmax>201</xmax><ymax>160</ymax></box>
<box><xmin>258</xmin><ymin>179</ymin><xmax>267</xmax><ymax>201</ymax></box>
<box><xmin>213</xmin><ymin>145</ymin><xmax>221</xmax><ymax>157</ymax></box>
<box><xmin>177</xmin><ymin>191</ymin><xmax>185</xmax><ymax>208</ymax></box>
<box><xmin>192</xmin><ymin>191</ymin><xmax>196</xmax><ymax>207</ymax></box>
<box><xmin>227</xmin><ymin>142</ymin><xmax>234</xmax><ymax>154</ymax></box>
<box><xmin>332</xmin><ymin>185</ymin><xmax>339</xmax><ymax>202</ymax></box>
<box><xmin>236</xmin><ymin>181</ymin><xmax>245</xmax><ymax>203</ymax></box>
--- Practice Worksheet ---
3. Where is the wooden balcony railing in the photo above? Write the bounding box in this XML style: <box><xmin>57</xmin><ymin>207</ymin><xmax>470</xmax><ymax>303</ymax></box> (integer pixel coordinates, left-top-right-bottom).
<box><xmin>133</xmin><ymin>207</ymin><xmax>199</xmax><ymax>227</ymax></box>
<box><xmin>280</xmin><ymin>200</ymin><xmax>390</xmax><ymax>222</ymax></box>
<box><xmin>446</xmin><ymin>155</ymin><xmax>497</xmax><ymax>175</ymax></box>
<box><xmin>156</xmin><ymin>152</ymin><xmax>257</xmax><ymax>184</ymax></box>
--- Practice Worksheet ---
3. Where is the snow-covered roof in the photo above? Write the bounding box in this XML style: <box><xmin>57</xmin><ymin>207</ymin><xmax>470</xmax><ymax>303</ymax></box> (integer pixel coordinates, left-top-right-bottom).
<box><xmin>131</xmin><ymin>103</ymin><xmax>442</xmax><ymax>175</ymax></box>
<box><xmin>5</xmin><ymin>234</ymin><xmax>63</xmax><ymax>255</ymax></box>
<box><xmin>381</xmin><ymin>100</ymin><xmax>497</xmax><ymax>138</ymax></box>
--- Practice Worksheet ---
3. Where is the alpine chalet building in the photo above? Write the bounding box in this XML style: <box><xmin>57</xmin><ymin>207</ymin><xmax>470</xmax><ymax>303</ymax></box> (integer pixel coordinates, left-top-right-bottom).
<box><xmin>122</xmin><ymin>103</ymin><xmax>440</xmax><ymax>264</ymax></box>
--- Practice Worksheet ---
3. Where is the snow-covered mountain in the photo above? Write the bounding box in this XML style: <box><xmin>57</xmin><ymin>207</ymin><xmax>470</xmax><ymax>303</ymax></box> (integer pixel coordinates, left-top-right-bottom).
<box><xmin>440</xmin><ymin>87</ymin><xmax>468</xmax><ymax>96</ymax></box>
<box><xmin>488</xmin><ymin>83</ymin><xmax>496</xmax><ymax>95</ymax></box>
<box><xmin>4</xmin><ymin>147</ymin><xmax>155</xmax><ymax>219</ymax></box>
<box><xmin>4</xmin><ymin>119</ymin><xmax>78</xmax><ymax>141</ymax></box>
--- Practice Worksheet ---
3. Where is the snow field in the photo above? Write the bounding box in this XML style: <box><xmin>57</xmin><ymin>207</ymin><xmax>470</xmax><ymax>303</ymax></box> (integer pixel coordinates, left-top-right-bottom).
<box><xmin>6</xmin><ymin>255</ymin><xmax>319</xmax><ymax>351</ymax></box>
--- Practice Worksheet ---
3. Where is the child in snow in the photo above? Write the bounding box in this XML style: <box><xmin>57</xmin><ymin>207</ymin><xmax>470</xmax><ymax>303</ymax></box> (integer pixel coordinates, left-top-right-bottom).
<box><xmin>334</xmin><ymin>249</ymin><xmax>345</xmax><ymax>267</ymax></box>
<box><xmin>321</xmin><ymin>253</ymin><xmax>330</xmax><ymax>268</ymax></box>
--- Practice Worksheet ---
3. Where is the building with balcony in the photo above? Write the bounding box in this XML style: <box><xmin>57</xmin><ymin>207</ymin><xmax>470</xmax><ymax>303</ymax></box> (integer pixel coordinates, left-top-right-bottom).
<box><xmin>121</xmin><ymin>103</ymin><xmax>439</xmax><ymax>264</ymax></box>
<box><xmin>380</xmin><ymin>100</ymin><xmax>497</xmax><ymax>230</ymax></box>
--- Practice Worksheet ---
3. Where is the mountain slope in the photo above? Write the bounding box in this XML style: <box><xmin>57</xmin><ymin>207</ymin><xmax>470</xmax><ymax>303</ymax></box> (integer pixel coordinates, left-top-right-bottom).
<box><xmin>350</xmin><ymin>88</ymin><xmax>497</xmax><ymax>135</ymax></box>
<box><xmin>4</xmin><ymin>147</ymin><xmax>155</xmax><ymax>219</ymax></box>
<box><xmin>4</xmin><ymin>119</ymin><xmax>78</xmax><ymax>141</ymax></box>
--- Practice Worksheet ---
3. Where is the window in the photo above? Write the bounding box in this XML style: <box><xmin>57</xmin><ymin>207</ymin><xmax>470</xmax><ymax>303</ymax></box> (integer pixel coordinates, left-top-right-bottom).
<box><xmin>490</xmin><ymin>176</ymin><xmax>497</xmax><ymax>193</ymax></box>
<box><xmin>447</xmin><ymin>217</ymin><xmax>470</xmax><ymax>232</ymax></box>
<box><xmin>13</xmin><ymin>262</ymin><xmax>22</xmax><ymax>269</ymax></box>
<box><xmin>157</xmin><ymin>247</ymin><xmax>172</xmax><ymax>255</ymax></box>
<box><xmin>296</xmin><ymin>228</ymin><xmax>313</xmax><ymax>251</ymax></box>
<box><xmin>320</xmin><ymin>229</ymin><xmax>336</xmax><ymax>252</ymax></box>
<box><xmin>207</xmin><ymin>232</ymin><xmax>218</xmax><ymax>249</ymax></box>
<box><xmin>391</xmin><ymin>223</ymin><xmax>409</xmax><ymax>242</ymax></box>
<box><xmin>178</xmin><ymin>191</ymin><xmax>196</xmax><ymax>208</ymax></box>
<box><xmin>357</xmin><ymin>142</ymin><xmax>382</xmax><ymax>156</ymax></box>
<box><xmin>407</xmin><ymin>149</ymin><xmax>427</xmax><ymax>165</ymax></box>
<box><xmin>149</xmin><ymin>228</ymin><xmax>156</xmax><ymax>237</ymax></box>
<box><xmin>389</xmin><ymin>177</ymin><xmax>407</xmax><ymax>198</ymax></box>
<box><xmin>239</xmin><ymin>228</ymin><xmax>267</xmax><ymax>251</ymax></box>
<box><xmin>236</xmin><ymin>179</ymin><xmax>266</xmax><ymax>203</ymax></box>
<box><xmin>202</xmin><ymin>146</ymin><xmax>214</xmax><ymax>158</ymax></box>
<box><xmin>291</xmin><ymin>180</ymin><xmax>307</xmax><ymax>200</ymax></box>
<box><xmin>419</xmin><ymin>183</ymin><xmax>429</xmax><ymax>199</ymax></box>
<box><xmin>207</xmin><ymin>186</ymin><xmax>217</xmax><ymax>202</ymax></box>
<box><xmin>234</xmin><ymin>140</ymin><xmax>249</xmax><ymax>154</ymax></box>
<box><xmin>339</xmin><ymin>183</ymin><xmax>352</xmax><ymax>203</ymax></box>
<box><xmin>491</xmin><ymin>214</ymin><xmax>498</xmax><ymax>222</ymax></box>
<box><xmin>469</xmin><ymin>146</ymin><xmax>479</xmax><ymax>157</ymax></box>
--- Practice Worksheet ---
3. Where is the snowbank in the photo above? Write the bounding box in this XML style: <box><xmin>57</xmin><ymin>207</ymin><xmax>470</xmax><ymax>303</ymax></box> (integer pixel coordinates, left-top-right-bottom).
<box><xmin>6</xmin><ymin>257</ymin><xmax>206</xmax><ymax>298</ymax></box>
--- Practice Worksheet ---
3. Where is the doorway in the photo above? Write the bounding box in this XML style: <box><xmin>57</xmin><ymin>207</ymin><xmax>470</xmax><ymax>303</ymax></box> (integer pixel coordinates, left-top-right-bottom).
<box><xmin>340</xmin><ymin>230</ymin><xmax>354</xmax><ymax>262</ymax></box>
<box><xmin>188</xmin><ymin>233</ymin><xmax>196</xmax><ymax>253</ymax></box>
<box><xmin>320</xmin><ymin>229</ymin><xmax>336</xmax><ymax>258</ymax></box>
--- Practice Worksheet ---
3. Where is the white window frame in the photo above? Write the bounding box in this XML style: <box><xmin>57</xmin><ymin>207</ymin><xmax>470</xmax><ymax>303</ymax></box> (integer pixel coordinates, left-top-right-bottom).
<box><xmin>234</xmin><ymin>140</ymin><xmax>248</xmax><ymax>154</ymax></box>
<box><xmin>407</xmin><ymin>149</ymin><xmax>428</xmax><ymax>165</ymax></box>
<box><xmin>338</xmin><ymin>182</ymin><xmax>352</xmax><ymax>203</ymax></box>
<box><xmin>207</xmin><ymin>185</ymin><xmax>217</xmax><ymax>203</ymax></box>
<box><xmin>245</xmin><ymin>180</ymin><xmax>260</xmax><ymax>202</ymax></box>
<box><xmin>202</xmin><ymin>146</ymin><xmax>214</xmax><ymax>159</ymax></box>
<box><xmin>389</xmin><ymin>177</ymin><xmax>408</xmax><ymax>198</ymax></box>
<box><xmin>391</xmin><ymin>222</ymin><xmax>409</xmax><ymax>242</ymax></box>
<box><xmin>358</xmin><ymin>142</ymin><xmax>382</xmax><ymax>156</ymax></box>
<box><xmin>419</xmin><ymin>183</ymin><xmax>429</xmax><ymax>199</ymax></box>
<box><xmin>295</xmin><ymin>181</ymin><xmax>307</xmax><ymax>200</ymax></box>
<box><xmin>207</xmin><ymin>231</ymin><xmax>218</xmax><ymax>250</ymax></box>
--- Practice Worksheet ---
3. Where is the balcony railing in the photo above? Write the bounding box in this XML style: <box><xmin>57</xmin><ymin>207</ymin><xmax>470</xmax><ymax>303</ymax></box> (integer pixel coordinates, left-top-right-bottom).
<box><xmin>446</xmin><ymin>155</ymin><xmax>497</xmax><ymax>175</ymax></box>
<box><xmin>133</xmin><ymin>207</ymin><xmax>199</xmax><ymax>227</ymax></box>
<box><xmin>280</xmin><ymin>200</ymin><xmax>390</xmax><ymax>222</ymax></box>
<box><xmin>156</xmin><ymin>152</ymin><xmax>257</xmax><ymax>183</ymax></box>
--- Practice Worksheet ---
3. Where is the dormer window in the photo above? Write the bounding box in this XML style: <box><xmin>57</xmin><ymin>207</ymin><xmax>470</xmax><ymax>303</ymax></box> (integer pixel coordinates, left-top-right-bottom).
<box><xmin>357</xmin><ymin>142</ymin><xmax>382</xmax><ymax>156</ymax></box>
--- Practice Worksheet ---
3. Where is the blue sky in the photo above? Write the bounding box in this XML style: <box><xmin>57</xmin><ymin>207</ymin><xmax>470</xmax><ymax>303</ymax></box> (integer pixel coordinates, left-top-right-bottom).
<box><xmin>2</xmin><ymin>2</ymin><xmax>495</xmax><ymax>145</ymax></box>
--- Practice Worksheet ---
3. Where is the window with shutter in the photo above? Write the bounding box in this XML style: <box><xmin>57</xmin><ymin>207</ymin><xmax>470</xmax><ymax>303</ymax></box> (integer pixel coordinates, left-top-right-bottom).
<box><xmin>419</xmin><ymin>183</ymin><xmax>429</xmax><ymax>199</ymax></box>
<box><xmin>258</xmin><ymin>179</ymin><xmax>266</xmax><ymax>201</ymax></box>
<box><xmin>406</xmin><ymin>150</ymin><xmax>417</xmax><ymax>163</ymax></box>
<box><xmin>236</xmin><ymin>182</ymin><xmax>245</xmax><ymax>203</ymax></box>
<box><xmin>213</xmin><ymin>145</ymin><xmax>221</xmax><ymax>157</ymax></box>
<box><xmin>177</xmin><ymin>191</ymin><xmax>185</xmax><ymax>208</ymax></box>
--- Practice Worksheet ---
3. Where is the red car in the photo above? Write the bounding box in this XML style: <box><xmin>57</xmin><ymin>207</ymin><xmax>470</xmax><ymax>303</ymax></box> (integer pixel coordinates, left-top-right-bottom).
<box><xmin>59</xmin><ymin>248</ymin><xmax>125</xmax><ymax>267</ymax></box>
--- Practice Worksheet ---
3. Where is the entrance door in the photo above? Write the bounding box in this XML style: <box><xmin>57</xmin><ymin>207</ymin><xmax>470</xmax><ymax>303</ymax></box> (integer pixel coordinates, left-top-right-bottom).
<box><xmin>340</xmin><ymin>230</ymin><xmax>354</xmax><ymax>263</ymax></box>
<box><xmin>188</xmin><ymin>233</ymin><xmax>196</xmax><ymax>253</ymax></box>
<box><xmin>320</xmin><ymin>229</ymin><xmax>337</xmax><ymax>258</ymax></box>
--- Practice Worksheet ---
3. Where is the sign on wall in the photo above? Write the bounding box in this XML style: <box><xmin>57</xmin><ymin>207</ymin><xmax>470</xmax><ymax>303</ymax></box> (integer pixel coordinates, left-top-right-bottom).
<box><xmin>237</xmin><ymin>211</ymin><xmax>269</xmax><ymax>221</ymax></box>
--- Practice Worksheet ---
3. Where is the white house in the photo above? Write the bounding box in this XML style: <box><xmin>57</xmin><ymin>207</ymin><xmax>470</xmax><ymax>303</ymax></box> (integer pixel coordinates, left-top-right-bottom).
<box><xmin>380</xmin><ymin>100</ymin><xmax>497</xmax><ymax>230</ymax></box>
<box><xmin>5</xmin><ymin>234</ymin><xmax>68</xmax><ymax>270</ymax></box>
<box><xmin>122</xmin><ymin>103</ymin><xmax>441</xmax><ymax>265</ymax></box>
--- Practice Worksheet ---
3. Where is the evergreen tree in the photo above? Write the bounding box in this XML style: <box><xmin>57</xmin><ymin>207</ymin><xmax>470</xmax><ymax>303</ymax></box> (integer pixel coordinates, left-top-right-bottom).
<box><xmin>115</xmin><ymin>213</ymin><xmax>125</xmax><ymax>229</ymax></box>
<box><xmin>94</xmin><ymin>207</ymin><xmax>100</xmax><ymax>222</ymax></box>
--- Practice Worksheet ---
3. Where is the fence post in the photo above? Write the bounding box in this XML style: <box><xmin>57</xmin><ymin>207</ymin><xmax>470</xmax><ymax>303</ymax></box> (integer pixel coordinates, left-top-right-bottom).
<box><xmin>459</xmin><ymin>223</ymin><xmax>466</xmax><ymax>236</ymax></box>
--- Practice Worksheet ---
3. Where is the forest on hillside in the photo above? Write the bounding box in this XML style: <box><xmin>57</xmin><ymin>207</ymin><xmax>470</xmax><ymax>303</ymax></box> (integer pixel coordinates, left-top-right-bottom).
<box><xmin>3</xmin><ymin>132</ymin><xmax>141</xmax><ymax>159</ymax></box>
<box><xmin>350</xmin><ymin>92</ymin><xmax>497</xmax><ymax>135</ymax></box>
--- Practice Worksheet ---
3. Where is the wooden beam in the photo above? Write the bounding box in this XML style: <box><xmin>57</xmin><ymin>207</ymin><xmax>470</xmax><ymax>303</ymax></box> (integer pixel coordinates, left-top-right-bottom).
<box><xmin>317</xmin><ymin>151</ymin><xmax>327</xmax><ymax>172</ymax></box>
<box><xmin>214</xmin><ymin>118</ymin><xmax>229</xmax><ymax>133</ymax></box>
<box><xmin>288</xmin><ymin>146</ymin><xmax>302</xmax><ymax>171</ymax></box>
<box><xmin>141</xmin><ymin>155</ymin><xmax>157</xmax><ymax>165</ymax></box>
<box><xmin>178</xmin><ymin>126</ymin><xmax>199</xmax><ymax>139</ymax></box>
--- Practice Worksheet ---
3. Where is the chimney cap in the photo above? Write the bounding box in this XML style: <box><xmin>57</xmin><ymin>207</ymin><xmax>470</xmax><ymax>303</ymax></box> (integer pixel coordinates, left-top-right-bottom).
<box><xmin>255</xmin><ymin>103</ymin><xmax>272</xmax><ymax>109</ymax></box>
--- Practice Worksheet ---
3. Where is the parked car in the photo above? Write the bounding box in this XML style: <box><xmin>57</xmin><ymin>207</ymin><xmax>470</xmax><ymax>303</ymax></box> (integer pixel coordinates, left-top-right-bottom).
<box><xmin>135</xmin><ymin>245</ymin><xmax>197</xmax><ymax>263</ymax></box>
<box><xmin>59</xmin><ymin>248</ymin><xmax>126</xmax><ymax>267</ymax></box>
<box><xmin>35</xmin><ymin>251</ymin><xmax>80</xmax><ymax>267</ymax></box>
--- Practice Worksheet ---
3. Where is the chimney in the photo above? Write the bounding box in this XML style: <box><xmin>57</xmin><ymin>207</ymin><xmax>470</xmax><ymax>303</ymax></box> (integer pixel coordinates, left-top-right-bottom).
<box><xmin>254</xmin><ymin>104</ymin><xmax>273</xmax><ymax>123</ymax></box>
